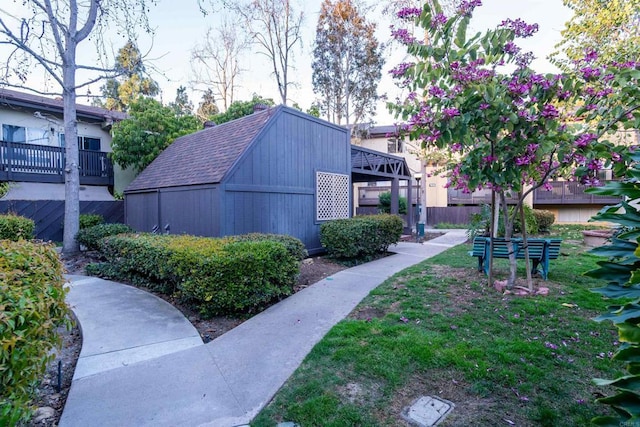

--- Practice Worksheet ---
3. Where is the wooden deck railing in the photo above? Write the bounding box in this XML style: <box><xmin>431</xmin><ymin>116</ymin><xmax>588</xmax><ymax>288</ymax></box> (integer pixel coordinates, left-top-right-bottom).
<box><xmin>358</xmin><ymin>180</ymin><xmax>622</xmax><ymax>206</ymax></box>
<box><xmin>0</xmin><ymin>140</ymin><xmax>113</xmax><ymax>186</ymax></box>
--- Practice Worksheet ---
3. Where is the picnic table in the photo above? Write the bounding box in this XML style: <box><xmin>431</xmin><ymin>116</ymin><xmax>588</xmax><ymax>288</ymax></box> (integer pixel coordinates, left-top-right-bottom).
<box><xmin>470</xmin><ymin>236</ymin><xmax>562</xmax><ymax>280</ymax></box>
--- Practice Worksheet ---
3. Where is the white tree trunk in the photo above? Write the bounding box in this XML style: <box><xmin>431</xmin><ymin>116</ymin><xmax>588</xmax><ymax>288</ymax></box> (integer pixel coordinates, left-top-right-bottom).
<box><xmin>62</xmin><ymin>45</ymin><xmax>80</xmax><ymax>253</ymax></box>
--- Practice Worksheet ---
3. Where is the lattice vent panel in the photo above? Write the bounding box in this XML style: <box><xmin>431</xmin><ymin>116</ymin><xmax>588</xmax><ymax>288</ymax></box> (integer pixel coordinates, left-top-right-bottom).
<box><xmin>316</xmin><ymin>171</ymin><xmax>350</xmax><ymax>221</ymax></box>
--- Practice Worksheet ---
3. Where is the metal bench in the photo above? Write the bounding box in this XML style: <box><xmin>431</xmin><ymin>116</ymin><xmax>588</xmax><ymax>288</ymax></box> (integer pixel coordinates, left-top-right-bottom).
<box><xmin>470</xmin><ymin>237</ymin><xmax>562</xmax><ymax>280</ymax></box>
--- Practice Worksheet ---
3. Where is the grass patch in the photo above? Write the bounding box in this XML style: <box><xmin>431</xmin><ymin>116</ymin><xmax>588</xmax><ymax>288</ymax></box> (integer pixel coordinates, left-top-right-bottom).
<box><xmin>253</xmin><ymin>226</ymin><xmax>622</xmax><ymax>426</ymax></box>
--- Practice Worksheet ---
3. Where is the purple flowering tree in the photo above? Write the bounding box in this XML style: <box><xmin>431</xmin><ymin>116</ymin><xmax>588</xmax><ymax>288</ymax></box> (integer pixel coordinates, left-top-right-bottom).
<box><xmin>389</xmin><ymin>0</ymin><xmax>640</xmax><ymax>289</ymax></box>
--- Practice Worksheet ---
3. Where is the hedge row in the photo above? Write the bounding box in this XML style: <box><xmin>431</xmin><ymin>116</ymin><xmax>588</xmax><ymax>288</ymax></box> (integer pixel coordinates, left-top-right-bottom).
<box><xmin>0</xmin><ymin>240</ymin><xmax>69</xmax><ymax>425</ymax></box>
<box><xmin>90</xmin><ymin>233</ymin><xmax>301</xmax><ymax>317</ymax></box>
<box><xmin>320</xmin><ymin>214</ymin><xmax>403</xmax><ymax>260</ymax></box>
<box><xmin>0</xmin><ymin>214</ymin><xmax>34</xmax><ymax>241</ymax></box>
<box><xmin>76</xmin><ymin>223</ymin><xmax>135</xmax><ymax>251</ymax></box>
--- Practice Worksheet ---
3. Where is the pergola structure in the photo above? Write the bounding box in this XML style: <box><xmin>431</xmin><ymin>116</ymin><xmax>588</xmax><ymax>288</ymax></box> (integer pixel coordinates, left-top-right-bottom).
<box><xmin>351</xmin><ymin>145</ymin><xmax>414</xmax><ymax>230</ymax></box>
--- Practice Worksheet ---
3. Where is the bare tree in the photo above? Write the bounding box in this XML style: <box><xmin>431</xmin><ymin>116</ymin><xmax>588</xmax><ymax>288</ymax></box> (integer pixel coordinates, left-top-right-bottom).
<box><xmin>191</xmin><ymin>19</ymin><xmax>248</xmax><ymax>112</ymax></box>
<box><xmin>0</xmin><ymin>0</ymin><xmax>155</xmax><ymax>253</ymax></box>
<box><xmin>215</xmin><ymin>0</ymin><xmax>304</xmax><ymax>105</ymax></box>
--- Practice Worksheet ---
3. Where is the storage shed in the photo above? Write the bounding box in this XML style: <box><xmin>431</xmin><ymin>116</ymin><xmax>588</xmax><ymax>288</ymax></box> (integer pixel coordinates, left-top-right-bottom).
<box><xmin>124</xmin><ymin>106</ymin><xmax>412</xmax><ymax>254</ymax></box>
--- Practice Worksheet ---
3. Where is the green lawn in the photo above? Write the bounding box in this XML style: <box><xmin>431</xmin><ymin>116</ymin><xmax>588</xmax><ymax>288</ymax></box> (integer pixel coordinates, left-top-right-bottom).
<box><xmin>253</xmin><ymin>226</ymin><xmax>623</xmax><ymax>426</ymax></box>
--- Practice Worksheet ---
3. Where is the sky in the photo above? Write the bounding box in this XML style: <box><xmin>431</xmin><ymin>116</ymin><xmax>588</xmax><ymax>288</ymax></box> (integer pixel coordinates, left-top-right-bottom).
<box><xmin>1</xmin><ymin>0</ymin><xmax>573</xmax><ymax>125</ymax></box>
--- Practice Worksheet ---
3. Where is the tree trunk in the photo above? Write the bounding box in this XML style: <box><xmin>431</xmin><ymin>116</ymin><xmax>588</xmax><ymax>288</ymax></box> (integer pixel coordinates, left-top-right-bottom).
<box><xmin>519</xmin><ymin>195</ymin><xmax>533</xmax><ymax>292</ymax></box>
<box><xmin>500</xmin><ymin>192</ymin><xmax>517</xmax><ymax>289</ymax></box>
<box><xmin>62</xmin><ymin>46</ymin><xmax>80</xmax><ymax>254</ymax></box>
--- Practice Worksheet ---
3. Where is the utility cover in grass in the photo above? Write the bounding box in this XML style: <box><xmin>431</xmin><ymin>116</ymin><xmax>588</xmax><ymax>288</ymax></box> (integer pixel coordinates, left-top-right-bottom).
<box><xmin>401</xmin><ymin>396</ymin><xmax>454</xmax><ymax>426</ymax></box>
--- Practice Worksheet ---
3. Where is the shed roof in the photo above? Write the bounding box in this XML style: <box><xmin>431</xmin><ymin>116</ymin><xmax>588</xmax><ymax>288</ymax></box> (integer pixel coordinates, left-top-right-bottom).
<box><xmin>126</xmin><ymin>106</ymin><xmax>279</xmax><ymax>192</ymax></box>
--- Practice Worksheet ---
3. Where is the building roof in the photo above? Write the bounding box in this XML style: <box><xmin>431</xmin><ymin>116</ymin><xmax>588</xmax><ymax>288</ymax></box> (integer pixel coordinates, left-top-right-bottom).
<box><xmin>0</xmin><ymin>87</ymin><xmax>127</xmax><ymax>123</ymax></box>
<box><xmin>126</xmin><ymin>106</ymin><xmax>280</xmax><ymax>192</ymax></box>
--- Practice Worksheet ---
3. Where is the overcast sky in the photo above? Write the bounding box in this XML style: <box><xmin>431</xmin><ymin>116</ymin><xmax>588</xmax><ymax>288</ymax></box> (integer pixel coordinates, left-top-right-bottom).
<box><xmin>2</xmin><ymin>0</ymin><xmax>573</xmax><ymax>125</ymax></box>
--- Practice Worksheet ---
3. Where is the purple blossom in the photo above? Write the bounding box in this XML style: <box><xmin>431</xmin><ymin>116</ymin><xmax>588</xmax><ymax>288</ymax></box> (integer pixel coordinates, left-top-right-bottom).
<box><xmin>588</xmin><ymin>159</ymin><xmax>604</xmax><ymax>171</ymax></box>
<box><xmin>442</xmin><ymin>107</ymin><xmax>460</xmax><ymax>119</ymax></box>
<box><xmin>424</xmin><ymin>130</ymin><xmax>442</xmax><ymax>143</ymax></box>
<box><xmin>584</xmin><ymin>49</ymin><xmax>598</xmax><ymax>62</ymax></box>
<box><xmin>483</xmin><ymin>155</ymin><xmax>497</xmax><ymax>164</ymax></box>
<box><xmin>396</xmin><ymin>7</ymin><xmax>422</xmax><ymax>20</ymax></box>
<box><xmin>451</xmin><ymin>143</ymin><xmax>462</xmax><ymax>152</ymax></box>
<box><xmin>574</xmin><ymin>133</ymin><xmax>597</xmax><ymax>148</ymax></box>
<box><xmin>503</xmin><ymin>41</ymin><xmax>520</xmax><ymax>55</ymax></box>
<box><xmin>457</xmin><ymin>0</ymin><xmax>482</xmax><ymax>16</ymax></box>
<box><xmin>516</xmin><ymin>51</ymin><xmax>535</xmax><ymax>68</ymax></box>
<box><xmin>499</xmin><ymin>18</ymin><xmax>539</xmax><ymax>38</ymax></box>
<box><xmin>428</xmin><ymin>85</ymin><xmax>447</xmax><ymax>98</ymax></box>
<box><xmin>407</xmin><ymin>92</ymin><xmax>418</xmax><ymax>101</ymax></box>
<box><xmin>541</xmin><ymin>104</ymin><xmax>559</xmax><ymax>119</ymax></box>
<box><xmin>543</xmin><ymin>182</ymin><xmax>553</xmax><ymax>191</ymax></box>
<box><xmin>544</xmin><ymin>342</ymin><xmax>558</xmax><ymax>350</ymax></box>
<box><xmin>389</xmin><ymin>62</ymin><xmax>414</xmax><ymax>78</ymax></box>
<box><xmin>557</xmin><ymin>90</ymin><xmax>571</xmax><ymax>100</ymax></box>
<box><xmin>432</xmin><ymin>13</ymin><xmax>448</xmax><ymax>28</ymax></box>
<box><xmin>479</xmin><ymin>103</ymin><xmax>490</xmax><ymax>110</ymax></box>
<box><xmin>390</xmin><ymin>26</ymin><xmax>417</xmax><ymax>45</ymax></box>
<box><xmin>611</xmin><ymin>152</ymin><xmax>622</xmax><ymax>162</ymax></box>
<box><xmin>580</xmin><ymin>66</ymin><xmax>602</xmax><ymax>80</ymax></box>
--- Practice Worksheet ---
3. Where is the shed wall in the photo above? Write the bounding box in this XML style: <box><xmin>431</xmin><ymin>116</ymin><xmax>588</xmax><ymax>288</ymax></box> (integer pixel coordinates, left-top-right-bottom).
<box><xmin>223</xmin><ymin>110</ymin><xmax>350</xmax><ymax>253</ymax></box>
<box><xmin>126</xmin><ymin>186</ymin><xmax>220</xmax><ymax>236</ymax></box>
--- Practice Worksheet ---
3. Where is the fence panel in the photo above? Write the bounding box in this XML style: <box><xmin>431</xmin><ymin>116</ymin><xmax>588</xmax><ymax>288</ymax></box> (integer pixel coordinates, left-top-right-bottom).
<box><xmin>426</xmin><ymin>206</ymin><xmax>481</xmax><ymax>226</ymax></box>
<box><xmin>0</xmin><ymin>200</ymin><xmax>124</xmax><ymax>242</ymax></box>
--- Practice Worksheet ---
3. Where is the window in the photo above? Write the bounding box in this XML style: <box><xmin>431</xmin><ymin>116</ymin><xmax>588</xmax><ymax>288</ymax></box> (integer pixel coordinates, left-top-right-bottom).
<box><xmin>59</xmin><ymin>134</ymin><xmax>101</xmax><ymax>151</ymax></box>
<box><xmin>316</xmin><ymin>171</ymin><xmax>350</xmax><ymax>221</ymax></box>
<box><xmin>387</xmin><ymin>137</ymin><xmax>404</xmax><ymax>154</ymax></box>
<box><xmin>2</xmin><ymin>124</ymin><xmax>49</xmax><ymax>145</ymax></box>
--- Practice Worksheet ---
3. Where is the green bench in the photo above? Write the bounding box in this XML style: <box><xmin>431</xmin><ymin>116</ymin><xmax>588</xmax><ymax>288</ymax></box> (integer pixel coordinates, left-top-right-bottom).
<box><xmin>470</xmin><ymin>237</ymin><xmax>562</xmax><ymax>280</ymax></box>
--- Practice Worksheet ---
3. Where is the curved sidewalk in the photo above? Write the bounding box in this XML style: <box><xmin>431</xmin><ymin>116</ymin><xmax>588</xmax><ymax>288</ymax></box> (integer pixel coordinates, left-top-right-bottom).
<box><xmin>60</xmin><ymin>230</ymin><xmax>468</xmax><ymax>427</ymax></box>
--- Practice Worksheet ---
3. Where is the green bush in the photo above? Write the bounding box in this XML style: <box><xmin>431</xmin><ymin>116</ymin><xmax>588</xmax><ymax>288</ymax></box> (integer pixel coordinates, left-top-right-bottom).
<box><xmin>95</xmin><ymin>233</ymin><xmax>299</xmax><ymax>316</ymax></box>
<box><xmin>177</xmin><ymin>240</ymin><xmax>299</xmax><ymax>317</ymax></box>
<box><xmin>79</xmin><ymin>213</ymin><xmax>104</xmax><ymax>229</ymax></box>
<box><xmin>75</xmin><ymin>223</ymin><xmax>135</xmax><ymax>251</ymax></box>
<box><xmin>377</xmin><ymin>191</ymin><xmax>407</xmax><ymax>214</ymax></box>
<box><xmin>532</xmin><ymin>209</ymin><xmax>555</xmax><ymax>233</ymax></box>
<box><xmin>0</xmin><ymin>214</ymin><xmax>35</xmax><ymax>241</ymax></box>
<box><xmin>320</xmin><ymin>214</ymin><xmax>403</xmax><ymax>260</ymax></box>
<box><xmin>234</xmin><ymin>233</ymin><xmax>308</xmax><ymax>261</ymax></box>
<box><xmin>0</xmin><ymin>240</ymin><xmax>69</xmax><ymax>425</ymax></box>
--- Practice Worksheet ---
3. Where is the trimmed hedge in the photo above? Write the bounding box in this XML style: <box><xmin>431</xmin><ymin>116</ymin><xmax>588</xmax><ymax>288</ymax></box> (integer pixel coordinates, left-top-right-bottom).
<box><xmin>533</xmin><ymin>209</ymin><xmax>555</xmax><ymax>233</ymax></box>
<box><xmin>320</xmin><ymin>214</ymin><xmax>403</xmax><ymax>260</ymax></box>
<box><xmin>75</xmin><ymin>223</ymin><xmax>135</xmax><ymax>251</ymax></box>
<box><xmin>0</xmin><ymin>240</ymin><xmax>69</xmax><ymax>425</ymax></box>
<box><xmin>233</xmin><ymin>233</ymin><xmax>308</xmax><ymax>261</ymax></box>
<box><xmin>0</xmin><ymin>214</ymin><xmax>35</xmax><ymax>241</ymax></box>
<box><xmin>79</xmin><ymin>213</ymin><xmax>104</xmax><ymax>229</ymax></box>
<box><xmin>93</xmin><ymin>233</ymin><xmax>300</xmax><ymax>316</ymax></box>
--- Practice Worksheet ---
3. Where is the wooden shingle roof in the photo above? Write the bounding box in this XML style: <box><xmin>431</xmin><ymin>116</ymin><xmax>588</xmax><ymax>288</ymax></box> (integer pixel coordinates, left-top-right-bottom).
<box><xmin>125</xmin><ymin>106</ymin><xmax>280</xmax><ymax>191</ymax></box>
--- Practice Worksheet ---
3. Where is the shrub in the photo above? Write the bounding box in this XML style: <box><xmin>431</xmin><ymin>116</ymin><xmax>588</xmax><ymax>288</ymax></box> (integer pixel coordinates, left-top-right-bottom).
<box><xmin>233</xmin><ymin>233</ymin><xmax>308</xmax><ymax>261</ymax></box>
<box><xmin>177</xmin><ymin>240</ymin><xmax>299</xmax><ymax>317</ymax></box>
<box><xmin>377</xmin><ymin>191</ymin><xmax>407</xmax><ymax>214</ymax></box>
<box><xmin>79</xmin><ymin>213</ymin><xmax>104</xmax><ymax>229</ymax></box>
<box><xmin>0</xmin><ymin>213</ymin><xmax>35</xmax><ymax>241</ymax></box>
<box><xmin>75</xmin><ymin>223</ymin><xmax>134</xmax><ymax>251</ymax></box>
<box><xmin>320</xmin><ymin>214</ymin><xmax>403</xmax><ymax>260</ymax></box>
<box><xmin>0</xmin><ymin>240</ymin><xmax>69</xmax><ymax>425</ymax></box>
<box><xmin>532</xmin><ymin>209</ymin><xmax>555</xmax><ymax>233</ymax></box>
<box><xmin>95</xmin><ymin>233</ymin><xmax>299</xmax><ymax>315</ymax></box>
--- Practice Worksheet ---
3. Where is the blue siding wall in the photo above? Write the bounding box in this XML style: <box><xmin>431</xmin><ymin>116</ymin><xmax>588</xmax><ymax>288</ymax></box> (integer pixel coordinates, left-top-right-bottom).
<box><xmin>126</xmin><ymin>186</ymin><xmax>220</xmax><ymax>236</ymax></box>
<box><xmin>223</xmin><ymin>109</ymin><xmax>350</xmax><ymax>253</ymax></box>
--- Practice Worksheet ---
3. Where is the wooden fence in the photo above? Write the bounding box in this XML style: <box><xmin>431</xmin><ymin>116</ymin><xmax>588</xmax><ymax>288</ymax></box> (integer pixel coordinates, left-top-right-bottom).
<box><xmin>0</xmin><ymin>200</ymin><xmax>124</xmax><ymax>242</ymax></box>
<box><xmin>425</xmin><ymin>206</ymin><xmax>482</xmax><ymax>226</ymax></box>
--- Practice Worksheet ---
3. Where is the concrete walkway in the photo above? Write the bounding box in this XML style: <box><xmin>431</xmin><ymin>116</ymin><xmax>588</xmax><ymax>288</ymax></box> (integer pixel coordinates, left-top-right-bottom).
<box><xmin>59</xmin><ymin>230</ymin><xmax>467</xmax><ymax>427</ymax></box>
